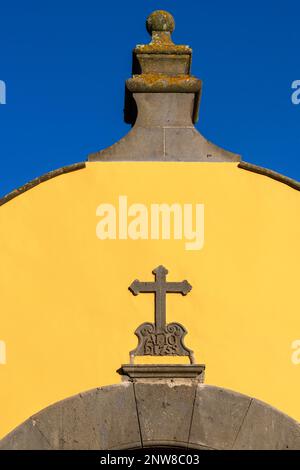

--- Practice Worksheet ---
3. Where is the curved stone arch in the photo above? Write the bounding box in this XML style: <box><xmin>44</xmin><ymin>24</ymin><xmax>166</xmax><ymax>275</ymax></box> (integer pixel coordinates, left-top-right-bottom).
<box><xmin>0</xmin><ymin>383</ymin><xmax>299</xmax><ymax>450</ymax></box>
<box><xmin>0</xmin><ymin>162</ymin><xmax>86</xmax><ymax>207</ymax></box>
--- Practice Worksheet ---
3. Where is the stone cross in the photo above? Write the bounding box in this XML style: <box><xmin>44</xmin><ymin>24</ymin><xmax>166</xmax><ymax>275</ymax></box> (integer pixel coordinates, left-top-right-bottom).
<box><xmin>129</xmin><ymin>265</ymin><xmax>192</xmax><ymax>332</ymax></box>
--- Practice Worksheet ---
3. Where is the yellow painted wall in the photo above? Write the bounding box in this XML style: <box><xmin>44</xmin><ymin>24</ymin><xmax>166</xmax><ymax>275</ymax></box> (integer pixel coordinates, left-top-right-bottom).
<box><xmin>0</xmin><ymin>162</ymin><xmax>299</xmax><ymax>438</ymax></box>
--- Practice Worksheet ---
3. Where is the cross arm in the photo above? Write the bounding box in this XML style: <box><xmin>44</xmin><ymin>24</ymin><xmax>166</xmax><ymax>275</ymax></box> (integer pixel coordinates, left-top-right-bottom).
<box><xmin>129</xmin><ymin>280</ymin><xmax>156</xmax><ymax>296</ymax></box>
<box><xmin>166</xmin><ymin>280</ymin><xmax>192</xmax><ymax>295</ymax></box>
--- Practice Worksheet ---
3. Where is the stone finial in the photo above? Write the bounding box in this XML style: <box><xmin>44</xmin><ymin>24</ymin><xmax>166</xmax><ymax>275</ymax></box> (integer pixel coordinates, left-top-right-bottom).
<box><xmin>123</xmin><ymin>10</ymin><xmax>201</xmax><ymax>125</ymax></box>
<box><xmin>89</xmin><ymin>11</ymin><xmax>240</xmax><ymax>163</ymax></box>
<box><xmin>130</xmin><ymin>10</ymin><xmax>194</xmax><ymax>75</ymax></box>
<box><xmin>146</xmin><ymin>10</ymin><xmax>175</xmax><ymax>34</ymax></box>
<box><xmin>146</xmin><ymin>10</ymin><xmax>175</xmax><ymax>45</ymax></box>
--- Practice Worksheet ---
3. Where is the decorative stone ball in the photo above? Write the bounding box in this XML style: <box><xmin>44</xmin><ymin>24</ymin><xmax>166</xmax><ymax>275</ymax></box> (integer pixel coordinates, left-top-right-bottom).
<box><xmin>146</xmin><ymin>10</ymin><xmax>175</xmax><ymax>34</ymax></box>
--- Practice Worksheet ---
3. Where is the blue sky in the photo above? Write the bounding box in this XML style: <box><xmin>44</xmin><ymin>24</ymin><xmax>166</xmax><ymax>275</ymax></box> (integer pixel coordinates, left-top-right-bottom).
<box><xmin>0</xmin><ymin>0</ymin><xmax>299</xmax><ymax>197</ymax></box>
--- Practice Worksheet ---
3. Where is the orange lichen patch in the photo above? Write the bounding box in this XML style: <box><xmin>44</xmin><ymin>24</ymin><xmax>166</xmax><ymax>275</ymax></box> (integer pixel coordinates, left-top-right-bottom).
<box><xmin>135</xmin><ymin>44</ymin><xmax>191</xmax><ymax>55</ymax></box>
<box><xmin>126</xmin><ymin>73</ymin><xmax>201</xmax><ymax>93</ymax></box>
<box><xmin>132</xmin><ymin>73</ymin><xmax>194</xmax><ymax>84</ymax></box>
<box><xmin>150</xmin><ymin>31</ymin><xmax>174</xmax><ymax>46</ymax></box>
<box><xmin>137</xmin><ymin>11</ymin><xmax>191</xmax><ymax>54</ymax></box>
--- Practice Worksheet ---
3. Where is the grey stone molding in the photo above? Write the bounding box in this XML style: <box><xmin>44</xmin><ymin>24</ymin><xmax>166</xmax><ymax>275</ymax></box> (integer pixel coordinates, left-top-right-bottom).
<box><xmin>0</xmin><ymin>160</ymin><xmax>298</xmax><ymax>209</ymax></box>
<box><xmin>1</xmin><ymin>383</ymin><xmax>299</xmax><ymax>450</ymax></box>
<box><xmin>238</xmin><ymin>161</ymin><xmax>300</xmax><ymax>191</ymax></box>
<box><xmin>0</xmin><ymin>162</ymin><xmax>86</xmax><ymax>207</ymax></box>
<box><xmin>118</xmin><ymin>364</ymin><xmax>205</xmax><ymax>381</ymax></box>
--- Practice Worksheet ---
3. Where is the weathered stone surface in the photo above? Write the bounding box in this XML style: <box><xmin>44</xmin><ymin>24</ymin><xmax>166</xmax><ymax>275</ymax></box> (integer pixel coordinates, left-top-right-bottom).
<box><xmin>89</xmin><ymin>125</ymin><xmax>164</xmax><ymax>162</ymax></box>
<box><xmin>1</xmin><ymin>383</ymin><xmax>299</xmax><ymax>450</ymax></box>
<box><xmin>165</xmin><ymin>128</ymin><xmax>239</xmax><ymax>162</ymax></box>
<box><xmin>146</xmin><ymin>10</ymin><xmax>175</xmax><ymax>36</ymax></box>
<box><xmin>89</xmin><ymin>93</ymin><xmax>239</xmax><ymax>162</ymax></box>
<box><xmin>134</xmin><ymin>381</ymin><xmax>196</xmax><ymax>447</ymax></box>
<box><xmin>0</xmin><ymin>420</ymin><xmax>53</xmax><ymax>450</ymax></box>
<box><xmin>0</xmin><ymin>383</ymin><xmax>141</xmax><ymax>450</ymax></box>
<box><xmin>29</xmin><ymin>401</ymin><xmax>63</xmax><ymax>450</ymax></box>
<box><xmin>134</xmin><ymin>93</ymin><xmax>194</xmax><ymax>128</ymax></box>
<box><xmin>233</xmin><ymin>398</ymin><xmax>300</xmax><ymax>450</ymax></box>
<box><xmin>59</xmin><ymin>384</ymin><xmax>140</xmax><ymax>450</ymax></box>
<box><xmin>189</xmin><ymin>385</ymin><xmax>251</xmax><ymax>450</ymax></box>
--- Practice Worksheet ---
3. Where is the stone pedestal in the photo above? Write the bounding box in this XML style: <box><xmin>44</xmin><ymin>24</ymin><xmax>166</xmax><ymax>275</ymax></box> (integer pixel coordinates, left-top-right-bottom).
<box><xmin>118</xmin><ymin>364</ymin><xmax>205</xmax><ymax>382</ymax></box>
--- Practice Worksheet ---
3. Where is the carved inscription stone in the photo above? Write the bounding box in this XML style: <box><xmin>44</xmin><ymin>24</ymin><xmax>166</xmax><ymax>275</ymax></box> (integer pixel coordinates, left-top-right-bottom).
<box><xmin>129</xmin><ymin>266</ymin><xmax>194</xmax><ymax>363</ymax></box>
